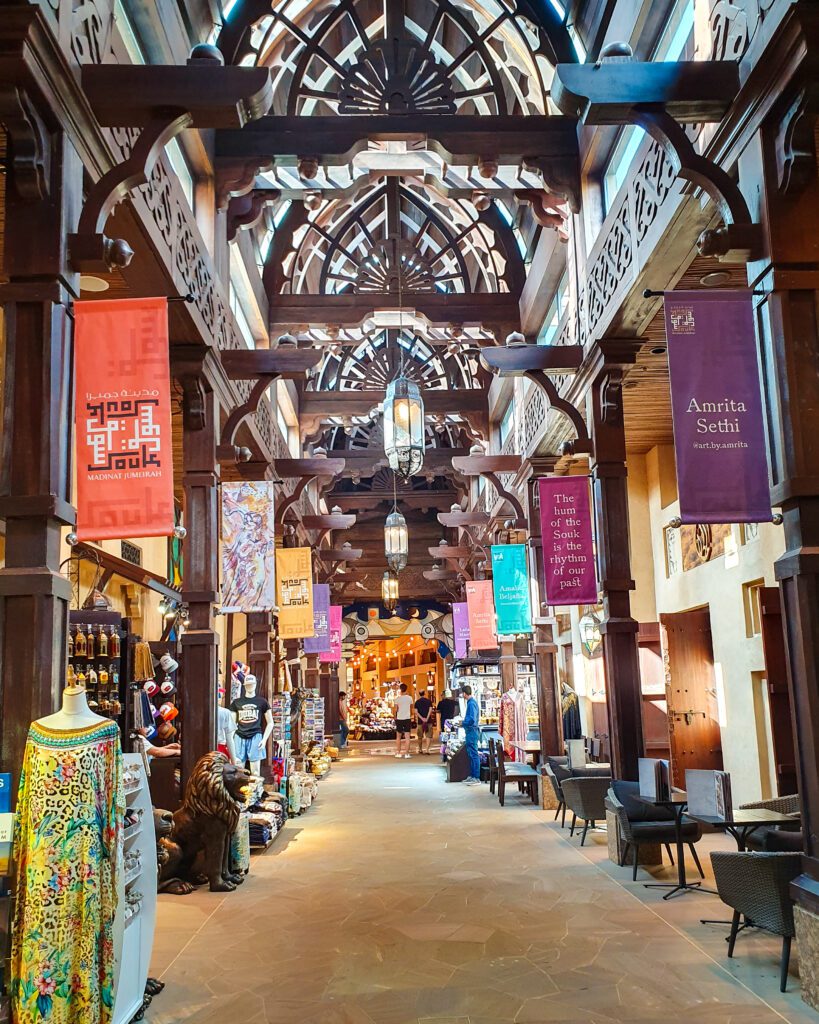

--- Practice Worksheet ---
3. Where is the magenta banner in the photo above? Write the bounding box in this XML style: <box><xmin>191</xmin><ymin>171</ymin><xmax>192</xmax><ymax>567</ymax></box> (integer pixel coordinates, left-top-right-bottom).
<box><xmin>538</xmin><ymin>477</ymin><xmax>598</xmax><ymax>606</ymax></box>
<box><xmin>304</xmin><ymin>584</ymin><xmax>331</xmax><ymax>654</ymax></box>
<box><xmin>665</xmin><ymin>290</ymin><xmax>771</xmax><ymax>524</ymax></box>
<box><xmin>452</xmin><ymin>602</ymin><xmax>470</xmax><ymax>658</ymax></box>
<box><xmin>320</xmin><ymin>605</ymin><xmax>343</xmax><ymax>663</ymax></box>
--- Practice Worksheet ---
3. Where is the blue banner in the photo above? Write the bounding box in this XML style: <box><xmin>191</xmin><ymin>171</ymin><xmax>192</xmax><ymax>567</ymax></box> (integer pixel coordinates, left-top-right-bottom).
<box><xmin>491</xmin><ymin>544</ymin><xmax>533</xmax><ymax>635</ymax></box>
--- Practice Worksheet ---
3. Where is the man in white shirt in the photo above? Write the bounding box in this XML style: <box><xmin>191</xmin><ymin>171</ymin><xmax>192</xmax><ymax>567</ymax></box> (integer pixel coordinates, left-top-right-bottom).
<box><xmin>393</xmin><ymin>683</ymin><xmax>413</xmax><ymax>760</ymax></box>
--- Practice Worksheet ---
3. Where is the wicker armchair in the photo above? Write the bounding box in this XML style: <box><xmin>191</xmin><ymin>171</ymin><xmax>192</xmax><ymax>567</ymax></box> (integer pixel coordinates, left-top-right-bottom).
<box><xmin>561</xmin><ymin>776</ymin><xmax>610</xmax><ymax>845</ymax></box>
<box><xmin>606</xmin><ymin>781</ymin><xmax>704</xmax><ymax>880</ymax></box>
<box><xmin>740</xmin><ymin>795</ymin><xmax>800</xmax><ymax>815</ymax></box>
<box><xmin>710</xmin><ymin>851</ymin><xmax>802</xmax><ymax>991</ymax></box>
<box><xmin>739</xmin><ymin>795</ymin><xmax>801</xmax><ymax>852</ymax></box>
<box><xmin>543</xmin><ymin>764</ymin><xmax>566</xmax><ymax>826</ymax></box>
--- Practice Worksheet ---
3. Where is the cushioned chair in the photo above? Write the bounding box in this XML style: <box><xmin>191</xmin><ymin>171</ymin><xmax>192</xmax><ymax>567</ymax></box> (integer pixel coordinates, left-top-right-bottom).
<box><xmin>606</xmin><ymin>780</ymin><xmax>704</xmax><ymax>880</ymax></box>
<box><xmin>561</xmin><ymin>776</ymin><xmax>610</xmax><ymax>845</ymax></box>
<box><xmin>739</xmin><ymin>795</ymin><xmax>801</xmax><ymax>852</ymax></box>
<box><xmin>543</xmin><ymin>763</ymin><xmax>566</xmax><ymax>826</ymax></box>
<box><xmin>710</xmin><ymin>851</ymin><xmax>802</xmax><ymax>991</ymax></box>
<box><xmin>494</xmin><ymin>742</ymin><xmax>538</xmax><ymax>807</ymax></box>
<box><xmin>487</xmin><ymin>737</ymin><xmax>500</xmax><ymax>795</ymax></box>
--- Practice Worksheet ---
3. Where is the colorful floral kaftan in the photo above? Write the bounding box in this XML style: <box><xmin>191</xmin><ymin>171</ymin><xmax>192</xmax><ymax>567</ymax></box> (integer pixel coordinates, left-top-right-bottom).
<box><xmin>10</xmin><ymin>720</ymin><xmax>124</xmax><ymax>1024</ymax></box>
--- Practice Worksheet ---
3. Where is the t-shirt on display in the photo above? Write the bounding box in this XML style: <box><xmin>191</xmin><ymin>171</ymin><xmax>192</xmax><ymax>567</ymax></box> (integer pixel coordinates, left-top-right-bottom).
<box><xmin>230</xmin><ymin>695</ymin><xmax>271</xmax><ymax>737</ymax></box>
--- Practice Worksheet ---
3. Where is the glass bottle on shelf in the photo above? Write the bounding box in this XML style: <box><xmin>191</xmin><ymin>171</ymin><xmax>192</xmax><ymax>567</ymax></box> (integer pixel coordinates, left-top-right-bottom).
<box><xmin>110</xmin><ymin>663</ymin><xmax>119</xmax><ymax>688</ymax></box>
<box><xmin>74</xmin><ymin>624</ymin><xmax>87</xmax><ymax>658</ymax></box>
<box><xmin>86</xmin><ymin>625</ymin><xmax>95</xmax><ymax>660</ymax></box>
<box><xmin>76</xmin><ymin>668</ymin><xmax>86</xmax><ymax>688</ymax></box>
<box><xmin>98</xmin><ymin>627</ymin><xmax>108</xmax><ymax>657</ymax></box>
<box><xmin>110</xmin><ymin>627</ymin><xmax>121</xmax><ymax>659</ymax></box>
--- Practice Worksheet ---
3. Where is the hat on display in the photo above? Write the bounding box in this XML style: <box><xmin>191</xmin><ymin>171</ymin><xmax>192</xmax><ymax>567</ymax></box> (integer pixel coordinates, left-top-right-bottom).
<box><xmin>231</xmin><ymin>660</ymin><xmax>248</xmax><ymax>684</ymax></box>
<box><xmin>157</xmin><ymin>720</ymin><xmax>177</xmax><ymax>741</ymax></box>
<box><xmin>143</xmin><ymin>680</ymin><xmax>159</xmax><ymax>697</ymax></box>
<box><xmin>143</xmin><ymin>725</ymin><xmax>157</xmax><ymax>741</ymax></box>
<box><xmin>160</xmin><ymin>677</ymin><xmax>177</xmax><ymax>696</ymax></box>
<box><xmin>158</xmin><ymin>702</ymin><xmax>179</xmax><ymax>722</ymax></box>
<box><xmin>152</xmin><ymin>704</ymin><xmax>162</xmax><ymax>719</ymax></box>
<box><xmin>159</xmin><ymin>653</ymin><xmax>178</xmax><ymax>674</ymax></box>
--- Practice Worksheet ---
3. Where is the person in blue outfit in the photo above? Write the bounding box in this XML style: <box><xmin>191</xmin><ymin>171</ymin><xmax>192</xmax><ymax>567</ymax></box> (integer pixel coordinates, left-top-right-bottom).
<box><xmin>461</xmin><ymin>684</ymin><xmax>481</xmax><ymax>785</ymax></box>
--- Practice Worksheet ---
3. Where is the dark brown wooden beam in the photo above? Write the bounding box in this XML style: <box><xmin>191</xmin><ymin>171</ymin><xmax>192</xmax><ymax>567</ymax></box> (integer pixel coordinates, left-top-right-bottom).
<box><xmin>274</xmin><ymin>457</ymin><xmax>345</xmax><ymax>477</ymax></box>
<box><xmin>428</xmin><ymin>545</ymin><xmax>470</xmax><ymax>558</ymax></box>
<box><xmin>480</xmin><ymin>344</ymin><xmax>584</xmax><ymax>376</ymax></box>
<box><xmin>451</xmin><ymin>455</ymin><xmax>522</xmax><ymax>475</ymax></box>
<box><xmin>269</xmin><ymin>293</ymin><xmax>521</xmax><ymax>329</ymax></box>
<box><xmin>222</xmin><ymin>349</ymin><xmax>323</xmax><ymax>379</ymax></box>
<box><xmin>71</xmin><ymin>543</ymin><xmax>180</xmax><ymax>603</ymax></box>
<box><xmin>302</xmin><ymin>514</ymin><xmax>356</xmax><ymax>531</ymax></box>
<box><xmin>321</xmin><ymin>548</ymin><xmax>363</xmax><ymax>561</ymax></box>
<box><xmin>301</xmin><ymin>391</ymin><xmax>487</xmax><ymax>417</ymax></box>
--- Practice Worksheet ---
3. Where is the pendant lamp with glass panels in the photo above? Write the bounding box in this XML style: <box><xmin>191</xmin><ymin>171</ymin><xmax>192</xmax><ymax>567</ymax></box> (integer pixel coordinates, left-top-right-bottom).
<box><xmin>384</xmin><ymin>509</ymin><xmax>409</xmax><ymax>572</ymax></box>
<box><xmin>383</xmin><ymin>376</ymin><xmax>425</xmax><ymax>479</ymax></box>
<box><xmin>382</xmin><ymin>570</ymin><xmax>399</xmax><ymax>612</ymax></box>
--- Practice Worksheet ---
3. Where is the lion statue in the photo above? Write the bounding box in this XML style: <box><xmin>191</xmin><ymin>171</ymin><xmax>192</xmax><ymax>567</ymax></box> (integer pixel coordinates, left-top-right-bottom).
<box><xmin>170</xmin><ymin>752</ymin><xmax>251</xmax><ymax>892</ymax></box>
<box><xmin>153</xmin><ymin>808</ymin><xmax>195</xmax><ymax>896</ymax></box>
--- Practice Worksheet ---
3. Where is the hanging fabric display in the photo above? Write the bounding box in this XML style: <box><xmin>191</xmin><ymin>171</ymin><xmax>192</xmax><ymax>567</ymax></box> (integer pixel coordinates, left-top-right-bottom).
<box><xmin>538</xmin><ymin>477</ymin><xmax>598</xmax><ymax>605</ymax></box>
<box><xmin>304</xmin><ymin>584</ymin><xmax>331</xmax><ymax>654</ymax></box>
<box><xmin>490</xmin><ymin>544</ymin><xmax>533</xmax><ymax>635</ymax></box>
<box><xmin>465</xmin><ymin>580</ymin><xmax>497</xmax><ymax>650</ymax></box>
<box><xmin>275</xmin><ymin>548</ymin><xmax>315</xmax><ymax>639</ymax></box>
<box><xmin>320</xmin><ymin>606</ymin><xmax>343</xmax><ymax>663</ymax></box>
<box><xmin>221</xmin><ymin>481</ymin><xmax>277</xmax><ymax>613</ymax></box>
<box><xmin>664</xmin><ymin>290</ymin><xmax>771</xmax><ymax>523</ymax></box>
<box><xmin>74</xmin><ymin>297</ymin><xmax>174</xmax><ymax>540</ymax></box>
<box><xmin>452</xmin><ymin>602</ymin><xmax>470</xmax><ymax>658</ymax></box>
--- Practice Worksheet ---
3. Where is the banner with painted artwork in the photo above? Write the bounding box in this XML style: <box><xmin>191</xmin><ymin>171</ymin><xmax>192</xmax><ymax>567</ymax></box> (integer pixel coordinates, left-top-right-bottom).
<box><xmin>665</xmin><ymin>290</ymin><xmax>771</xmax><ymax>523</ymax></box>
<box><xmin>465</xmin><ymin>580</ymin><xmax>497</xmax><ymax>651</ymax></box>
<box><xmin>320</xmin><ymin>605</ymin><xmax>343</xmax><ymax>663</ymax></box>
<box><xmin>491</xmin><ymin>544</ymin><xmax>533</xmax><ymax>635</ymax></box>
<box><xmin>275</xmin><ymin>547</ymin><xmax>314</xmax><ymax>639</ymax></box>
<box><xmin>452</xmin><ymin>602</ymin><xmax>470</xmax><ymax>658</ymax></box>
<box><xmin>75</xmin><ymin>297</ymin><xmax>174</xmax><ymax>540</ymax></box>
<box><xmin>304</xmin><ymin>584</ymin><xmax>331</xmax><ymax>654</ymax></box>
<box><xmin>538</xmin><ymin>477</ymin><xmax>598</xmax><ymax>605</ymax></box>
<box><xmin>221</xmin><ymin>481</ymin><xmax>277</xmax><ymax>613</ymax></box>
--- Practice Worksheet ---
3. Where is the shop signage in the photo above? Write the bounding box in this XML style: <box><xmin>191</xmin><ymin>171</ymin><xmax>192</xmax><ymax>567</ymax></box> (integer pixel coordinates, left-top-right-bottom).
<box><xmin>538</xmin><ymin>477</ymin><xmax>598</xmax><ymax>605</ymax></box>
<box><xmin>452</xmin><ymin>602</ymin><xmax>470</xmax><ymax>658</ymax></box>
<box><xmin>275</xmin><ymin>547</ymin><xmax>315</xmax><ymax>639</ymax></box>
<box><xmin>491</xmin><ymin>544</ymin><xmax>533</xmax><ymax>634</ymax></box>
<box><xmin>665</xmin><ymin>290</ymin><xmax>771</xmax><ymax>523</ymax></box>
<box><xmin>320</xmin><ymin>605</ymin><xmax>343</xmax><ymax>663</ymax></box>
<box><xmin>221</xmin><ymin>481</ymin><xmax>277</xmax><ymax>613</ymax></box>
<box><xmin>304</xmin><ymin>584</ymin><xmax>331</xmax><ymax>654</ymax></box>
<box><xmin>75</xmin><ymin>297</ymin><xmax>174</xmax><ymax>540</ymax></box>
<box><xmin>465</xmin><ymin>580</ymin><xmax>497</xmax><ymax>650</ymax></box>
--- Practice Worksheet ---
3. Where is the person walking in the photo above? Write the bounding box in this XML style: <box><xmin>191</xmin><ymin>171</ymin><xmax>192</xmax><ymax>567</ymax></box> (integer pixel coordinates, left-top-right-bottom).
<box><xmin>414</xmin><ymin>688</ymin><xmax>434</xmax><ymax>755</ymax></box>
<box><xmin>462</xmin><ymin>684</ymin><xmax>481</xmax><ymax>785</ymax></box>
<box><xmin>394</xmin><ymin>683</ymin><xmax>413</xmax><ymax>759</ymax></box>
<box><xmin>338</xmin><ymin>690</ymin><xmax>349</xmax><ymax>749</ymax></box>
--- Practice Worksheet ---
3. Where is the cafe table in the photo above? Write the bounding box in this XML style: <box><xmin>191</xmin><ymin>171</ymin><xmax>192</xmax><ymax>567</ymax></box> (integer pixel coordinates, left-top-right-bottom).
<box><xmin>511</xmin><ymin>741</ymin><xmax>542</xmax><ymax>766</ymax></box>
<box><xmin>635</xmin><ymin>792</ymin><xmax>718</xmax><ymax>900</ymax></box>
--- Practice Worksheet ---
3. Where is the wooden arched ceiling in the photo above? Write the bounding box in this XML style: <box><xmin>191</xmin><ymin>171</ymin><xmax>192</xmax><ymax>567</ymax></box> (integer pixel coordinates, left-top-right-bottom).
<box><xmin>217</xmin><ymin>0</ymin><xmax>577</xmax><ymax>117</ymax></box>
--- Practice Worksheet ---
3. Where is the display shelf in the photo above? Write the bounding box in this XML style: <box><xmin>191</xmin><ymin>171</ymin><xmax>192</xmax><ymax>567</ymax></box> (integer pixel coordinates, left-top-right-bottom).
<box><xmin>112</xmin><ymin>755</ymin><xmax>157</xmax><ymax>1024</ymax></box>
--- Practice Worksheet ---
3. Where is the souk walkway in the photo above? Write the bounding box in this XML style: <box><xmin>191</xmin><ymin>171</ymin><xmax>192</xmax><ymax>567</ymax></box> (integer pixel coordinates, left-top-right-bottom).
<box><xmin>149</xmin><ymin>751</ymin><xmax>819</xmax><ymax>1024</ymax></box>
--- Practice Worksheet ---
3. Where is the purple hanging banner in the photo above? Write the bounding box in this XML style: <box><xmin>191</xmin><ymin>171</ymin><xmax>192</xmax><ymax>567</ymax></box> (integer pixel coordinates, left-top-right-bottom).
<box><xmin>304</xmin><ymin>584</ymin><xmax>331</xmax><ymax>654</ymax></box>
<box><xmin>320</xmin><ymin>605</ymin><xmax>343</xmax><ymax>663</ymax></box>
<box><xmin>665</xmin><ymin>290</ymin><xmax>771</xmax><ymax>524</ymax></box>
<box><xmin>538</xmin><ymin>477</ymin><xmax>598</xmax><ymax>606</ymax></box>
<box><xmin>452</xmin><ymin>602</ymin><xmax>470</xmax><ymax>658</ymax></box>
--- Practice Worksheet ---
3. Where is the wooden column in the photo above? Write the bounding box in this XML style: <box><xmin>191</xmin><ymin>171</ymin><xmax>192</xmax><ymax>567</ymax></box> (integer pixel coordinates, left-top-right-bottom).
<box><xmin>750</xmin><ymin>118</ymin><xmax>819</xmax><ymax>919</ymax></box>
<box><xmin>304</xmin><ymin>653</ymin><xmax>320</xmax><ymax>691</ymax></box>
<box><xmin>0</xmin><ymin>129</ymin><xmax>80</xmax><ymax>785</ymax></box>
<box><xmin>247</xmin><ymin>612</ymin><xmax>273</xmax><ymax>698</ymax></box>
<box><xmin>180</xmin><ymin>384</ymin><xmax>220</xmax><ymax>786</ymax></box>
<box><xmin>534</xmin><ymin>624</ymin><xmax>562</xmax><ymax>758</ymax></box>
<box><xmin>499</xmin><ymin>640</ymin><xmax>517</xmax><ymax>692</ymax></box>
<box><xmin>589</xmin><ymin>347</ymin><xmax>644</xmax><ymax>780</ymax></box>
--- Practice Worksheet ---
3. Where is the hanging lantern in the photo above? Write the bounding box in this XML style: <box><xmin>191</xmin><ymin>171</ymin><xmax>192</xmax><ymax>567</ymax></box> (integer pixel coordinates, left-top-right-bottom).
<box><xmin>382</xmin><ymin>570</ymin><xmax>399</xmax><ymax>612</ymax></box>
<box><xmin>384</xmin><ymin>509</ymin><xmax>409</xmax><ymax>572</ymax></box>
<box><xmin>383</xmin><ymin>376</ymin><xmax>425</xmax><ymax>478</ymax></box>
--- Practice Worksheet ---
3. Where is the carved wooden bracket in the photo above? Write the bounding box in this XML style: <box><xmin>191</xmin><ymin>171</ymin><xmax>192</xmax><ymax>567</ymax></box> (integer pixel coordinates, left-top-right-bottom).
<box><xmin>451</xmin><ymin>455</ymin><xmax>527</xmax><ymax>523</ymax></box>
<box><xmin>216</xmin><ymin>160</ymin><xmax>273</xmax><ymax>210</ymax></box>
<box><xmin>179</xmin><ymin>374</ymin><xmax>207</xmax><ymax>431</ymax></box>
<box><xmin>514</xmin><ymin>189</ymin><xmax>569</xmax><ymax>236</ymax></box>
<box><xmin>521</xmin><ymin>157</ymin><xmax>581</xmax><ymax>215</ymax></box>
<box><xmin>0</xmin><ymin>86</ymin><xmax>50</xmax><ymax>200</ymax></box>
<box><xmin>226</xmin><ymin>187</ymin><xmax>281</xmax><ymax>240</ymax></box>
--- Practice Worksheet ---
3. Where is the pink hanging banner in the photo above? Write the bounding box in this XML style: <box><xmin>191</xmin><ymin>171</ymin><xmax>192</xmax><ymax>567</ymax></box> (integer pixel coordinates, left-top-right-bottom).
<box><xmin>452</xmin><ymin>602</ymin><xmax>470</xmax><ymax>658</ymax></box>
<box><xmin>465</xmin><ymin>580</ymin><xmax>497</xmax><ymax>650</ymax></box>
<box><xmin>538</xmin><ymin>477</ymin><xmax>598</xmax><ymax>606</ymax></box>
<box><xmin>320</xmin><ymin>605</ymin><xmax>343</xmax><ymax>663</ymax></box>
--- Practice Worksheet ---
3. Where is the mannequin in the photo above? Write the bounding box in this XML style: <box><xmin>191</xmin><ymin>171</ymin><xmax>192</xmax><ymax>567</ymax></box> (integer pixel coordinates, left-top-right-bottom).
<box><xmin>230</xmin><ymin>674</ymin><xmax>273</xmax><ymax>775</ymax></box>
<box><xmin>37</xmin><ymin>683</ymin><xmax>107</xmax><ymax>730</ymax></box>
<box><xmin>12</xmin><ymin>683</ymin><xmax>122</xmax><ymax>1024</ymax></box>
<box><xmin>512</xmin><ymin>681</ymin><xmax>529</xmax><ymax>764</ymax></box>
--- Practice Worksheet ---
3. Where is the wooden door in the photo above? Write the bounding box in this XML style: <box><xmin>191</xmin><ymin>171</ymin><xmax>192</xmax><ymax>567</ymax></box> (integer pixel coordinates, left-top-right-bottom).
<box><xmin>760</xmin><ymin>587</ymin><xmax>797</xmax><ymax>795</ymax></box>
<box><xmin>660</xmin><ymin>609</ymin><xmax>723</xmax><ymax>788</ymax></box>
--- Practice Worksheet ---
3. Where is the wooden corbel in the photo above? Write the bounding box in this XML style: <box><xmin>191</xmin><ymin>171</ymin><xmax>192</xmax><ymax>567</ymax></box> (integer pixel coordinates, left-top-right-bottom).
<box><xmin>451</xmin><ymin>454</ymin><xmax>527</xmax><ymax>523</ymax></box>
<box><xmin>272</xmin><ymin>457</ymin><xmax>346</xmax><ymax>527</ymax></box>
<box><xmin>226</xmin><ymin>187</ymin><xmax>281</xmax><ymax>240</ymax></box>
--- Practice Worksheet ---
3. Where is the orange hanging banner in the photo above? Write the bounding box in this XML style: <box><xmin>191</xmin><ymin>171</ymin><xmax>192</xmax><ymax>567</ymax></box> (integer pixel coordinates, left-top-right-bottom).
<box><xmin>465</xmin><ymin>579</ymin><xmax>497</xmax><ymax>651</ymax></box>
<box><xmin>74</xmin><ymin>298</ymin><xmax>174</xmax><ymax>541</ymax></box>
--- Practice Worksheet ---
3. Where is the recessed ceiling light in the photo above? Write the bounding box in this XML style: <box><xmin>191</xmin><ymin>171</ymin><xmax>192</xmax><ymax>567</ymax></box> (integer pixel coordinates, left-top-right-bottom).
<box><xmin>700</xmin><ymin>271</ymin><xmax>732</xmax><ymax>288</ymax></box>
<box><xmin>79</xmin><ymin>275</ymin><xmax>110</xmax><ymax>293</ymax></box>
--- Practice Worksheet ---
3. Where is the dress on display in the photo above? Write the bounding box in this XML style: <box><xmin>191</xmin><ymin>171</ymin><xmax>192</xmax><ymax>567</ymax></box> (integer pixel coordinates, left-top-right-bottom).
<box><xmin>498</xmin><ymin>691</ymin><xmax>516</xmax><ymax>757</ymax></box>
<box><xmin>11</xmin><ymin>720</ymin><xmax>124</xmax><ymax>1024</ymax></box>
<box><xmin>512</xmin><ymin>690</ymin><xmax>529</xmax><ymax>764</ymax></box>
